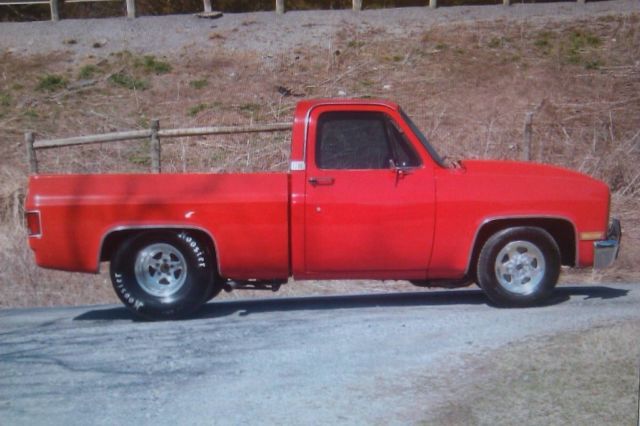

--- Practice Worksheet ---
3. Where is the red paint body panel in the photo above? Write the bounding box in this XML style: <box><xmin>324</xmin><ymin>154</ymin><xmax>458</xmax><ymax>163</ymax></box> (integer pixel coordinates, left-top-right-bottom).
<box><xmin>429</xmin><ymin>160</ymin><xmax>609</xmax><ymax>277</ymax></box>
<box><xmin>26</xmin><ymin>99</ymin><xmax>612</xmax><ymax>282</ymax></box>
<box><xmin>26</xmin><ymin>173</ymin><xmax>290</xmax><ymax>278</ymax></box>
<box><xmin>298</xmin><ymin>103</ymin><xmax>435</xmax><ymax>279</ymax></box>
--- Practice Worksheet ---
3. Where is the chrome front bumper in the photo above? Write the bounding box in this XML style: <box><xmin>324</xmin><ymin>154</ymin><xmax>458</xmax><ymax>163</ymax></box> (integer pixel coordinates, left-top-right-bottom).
<box><xmin>594</xmin><ymin>218</ymin><xmax>621</xmax><ymax>269</ymax></box>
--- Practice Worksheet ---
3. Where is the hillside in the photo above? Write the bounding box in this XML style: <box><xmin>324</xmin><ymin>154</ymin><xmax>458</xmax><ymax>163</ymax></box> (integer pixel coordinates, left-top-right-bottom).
<box><xmin>0</xmin><ymin>3</ymin><xmax>638</xmax><ymax>307</ymax></box>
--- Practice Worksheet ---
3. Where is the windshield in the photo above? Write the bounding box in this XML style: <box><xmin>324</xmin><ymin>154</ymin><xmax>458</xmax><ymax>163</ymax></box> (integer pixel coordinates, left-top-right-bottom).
<box><xmin>400</xmin><ymin>109</ymin><xmax>446</xmax><ymax>168</ymax></box>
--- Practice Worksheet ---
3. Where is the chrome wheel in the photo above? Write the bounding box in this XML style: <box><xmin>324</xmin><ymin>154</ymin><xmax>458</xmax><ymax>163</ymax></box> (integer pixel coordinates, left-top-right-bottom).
<box><xmin>134</xmin><ymin>243</ymin><xmax>188</xmax><ymax>298</ymax></box>
<box><xmin>494</xmin><ymin>240</ymin><xmax>546</xmax><ymax>296</ymax></box>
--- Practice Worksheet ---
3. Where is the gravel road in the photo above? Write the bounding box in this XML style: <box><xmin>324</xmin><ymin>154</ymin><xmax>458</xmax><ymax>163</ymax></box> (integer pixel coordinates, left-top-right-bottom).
<box><xmin>1</xmin><ymin>0</ymin><xmax>638</xmax><ymax>59</ymax></box>
<box><xmin>1</xmin><ymin>283</ymin><xmax>639</xmax><ymax>425</ymax></box>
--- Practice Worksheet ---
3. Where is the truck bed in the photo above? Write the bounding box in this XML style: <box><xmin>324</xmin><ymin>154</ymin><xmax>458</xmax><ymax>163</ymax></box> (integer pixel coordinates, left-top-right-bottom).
<box><xmin>26</xmin><ymin>173</ymin><xmax>290</xmax><ymax>278</ymax></box>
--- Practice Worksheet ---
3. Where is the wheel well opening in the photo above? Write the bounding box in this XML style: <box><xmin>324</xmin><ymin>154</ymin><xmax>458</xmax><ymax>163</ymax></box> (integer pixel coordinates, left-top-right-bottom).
<box><xmin>468</xmin><ymin>218</ymin><xmax>576</xmax><ymax>279</ymax></box>
<box><xmin>100</xmin><ymin>228</ymin><xmax>217</xmax><ymax>265</ymax></box>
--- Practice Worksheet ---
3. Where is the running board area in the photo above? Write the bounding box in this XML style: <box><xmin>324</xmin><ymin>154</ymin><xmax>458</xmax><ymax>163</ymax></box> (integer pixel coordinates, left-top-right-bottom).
<box><xmin>223</xmin><ymin>279</ymin><xmax>286</xmax><ymax>293</ymax></box>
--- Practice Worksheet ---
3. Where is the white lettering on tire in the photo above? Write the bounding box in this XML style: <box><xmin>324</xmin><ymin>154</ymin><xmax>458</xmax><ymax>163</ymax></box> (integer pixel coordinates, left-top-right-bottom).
<box><xmin>114</xmin><ymin>271</ymin><xmax>144</xmax><ymax>311</ymax></box>
<box><xmin>178</xmin><ymin>232</ymin><xmax>208</xmax><ymax>269</ymax></box>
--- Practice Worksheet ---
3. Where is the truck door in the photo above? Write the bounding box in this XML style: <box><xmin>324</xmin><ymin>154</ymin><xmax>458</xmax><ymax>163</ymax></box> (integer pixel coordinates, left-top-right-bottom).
<box><xmin>304</xmin><ymin>108</ymin><xmax>436</xmax><ymax>277</ymax></box>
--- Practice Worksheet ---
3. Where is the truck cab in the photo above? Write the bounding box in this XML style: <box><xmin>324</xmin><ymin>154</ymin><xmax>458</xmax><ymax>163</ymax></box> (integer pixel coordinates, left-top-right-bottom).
<box><xmin>289</xmin><ymin>100</ymin><xmax>437</xmax><ymax>280</ymax></box>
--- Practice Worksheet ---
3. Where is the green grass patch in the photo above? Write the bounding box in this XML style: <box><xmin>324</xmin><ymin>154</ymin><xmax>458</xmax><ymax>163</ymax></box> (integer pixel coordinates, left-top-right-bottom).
<box><xmin>585</xmin><ymin>59</ymin><xmax>604</xmax><ymax>70</ymax></box>
<box><xmin>136</xmin><ymin>55</ymin><xmax>172</xmax><ymax>75</ymax></box>
<box><xmin>23</xmin><ymin>109</ymin><xmax>38</xmax><ymax>118</ymax></box>
<box><xmin>239</xmin><ymin>103</ymin><xmax>261</xmax><ymax>115</ymax></box>
<box><xmin>0</xmin><ymin>91</ymin><xmax>11</xmax><ymax>107</ymax></box>
<box><xmin>347</xmin><ymin>40</ymin><xmax>365</xmax><ymax>49</ymax></box>
<box><xmin>108</xmin><ymin>72</ymin><xmax>149</xmax><ymax>90</ymax></box>
<box><xmin>128</xmin><ymin>152</ymin><xmax>151</xmax><ymax>166</ymax></box>
<box><xmin>563</xmin><ymin>30</ymin><xmax>603</xmax><ymax>66</ymax></box>
<box><xmin>487</xmin><ymin>37</ymin><xmax>502</xmax><ymax>49</ymax></box>
<box><xmin>534</xmin><ymin>31</ymin><xmax>554</xmax><ymax>50</ymax></box>
<box><xmin>36</xmin><ymin>74</ymin><xmax>67</xmax><ymax>92</ymax></box>
<box><xmin>128</xmin><ymin>140</ymin><xmax>151</xmax><ymax>167</ymax></box>
<box><xmin>534</xmin><ymin>29</ymin><xmax>603</xmax><ymax>67</ymax></box>
<box><xmin>189</xmin><ymin>79</ymin><xmax>208</xmax><ymax>89</ymax></box>
<box><xmin>188</xmin><ymin>103</ymin><xmax>209</xmax><ymax>117</ymax></box>
<box><xmin>569</xmin><ymin>30</ymin><xmax>602</xmax><ymax>49</ymax></box>
<box><xmin>136</xmin><ymin>116</ymin><xmax>150</xmax><ymax>128</ymax></box>
<box><xmin>78</xmin><ymin>65</ymin><xmax>99</xmax><ymax>79</ymax></box>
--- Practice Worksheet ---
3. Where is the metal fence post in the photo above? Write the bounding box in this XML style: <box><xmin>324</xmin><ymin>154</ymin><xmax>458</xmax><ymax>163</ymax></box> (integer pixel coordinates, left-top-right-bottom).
<box><xmin>276</xmin><ymin>0</ymin><xmax>284</xmax><ymax>14</ymax></box>
<box><xmin>429</xmin><ymin>0</ymin><xmax>437</xmax><ymax>9</ymax></box>
<box><xmin>522</xmin><ymin>112</ymin><xmax>533</xmax><ymax>161</ymax></box>
<box><xmin>50</xmin><ymin>0</ymin><xmax>59</xmax><ymax>21</ymax></box>
<box><xmin>126</xmin><ymin>0</ymin><xmax>136</xmax><ymax>18</ymax></box>
<box><xmin>353</xmin><ymin>0</ymin><xmax>362</xmax><ymax>11</ymax></box>
<box><xmin>25</xmin><ymin>132</ymin><xmax>38</xmax><ymax>174</ymax></box>
<box><xmin>503</xmin><ymin>0</ymin><xmax>510</xmax><ymax>6</ymax></box>
<box><xmin>203</xmin><ymin>0</ymin><xmax>212</xmax><ymax>12</ymax></box>
<box><xmin>150</xmin><ymin>119</ymin><xmax>161</xmax><ymax>173</ymax></box>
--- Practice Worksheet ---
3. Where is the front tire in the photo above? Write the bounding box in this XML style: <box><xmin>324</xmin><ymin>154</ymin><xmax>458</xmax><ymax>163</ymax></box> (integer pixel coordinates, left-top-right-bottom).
<box><xmin>477</xmin><ymin>227</ymin><xmax>560</xmax><ymax>307</ymax></box>
<box><xmin>110</xmin><ymin>231</ymin><xmax>216</xmax><ymax>320</ymax></box>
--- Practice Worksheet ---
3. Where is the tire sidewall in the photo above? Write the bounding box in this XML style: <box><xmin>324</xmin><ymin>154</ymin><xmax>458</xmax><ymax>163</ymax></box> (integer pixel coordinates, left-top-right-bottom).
<box><xmin>110</xmin><ymin>231</ymin><xmax>214</xmax><ymax>320</ymax></box>
<box><xmin>478</xmin><ymin>227</ymin><xmax>560</xmax><ymax>307</ymax></box>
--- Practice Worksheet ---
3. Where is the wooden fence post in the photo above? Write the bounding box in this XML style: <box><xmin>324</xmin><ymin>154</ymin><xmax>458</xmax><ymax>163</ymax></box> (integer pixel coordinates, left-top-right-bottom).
<box><xmin>522</xmin><ymin>112</ymin><xmax>533</xmax><ymax>161</ymax></box>
<box><xmin>429</xmin><ymin>0</ymin><xmax>437</xmax><ymax>9</ymax></box>
<box><xmin>203</xmin><ymin>0</ymin><xmax>212</xmax><ymax>13</ymax></box>
<box><xmin>25</xmin><ymin>132</ymin><xmax>38</xmax><ymax>174</ymax></box>
<box><xmin>50</xmin><ymin>0</ymin><xmax>59</xmax><ymax>21</ymax></box>
<box><xmin>150</xmin><ymin>119</ymin><xmax>161</xmax><ymax>173</ymax></box>
<box><xmin>276</xmin><ymin>0</ymin><xmax>284</xmax><ymax>14</ymax></box>
<box><xmin>353</xmin><ymin>0</ymin><xmax>362</xmax><ymax>11</ymax></box>
<box><xmin>126</xmin><ymin>0</ymin><xmax>136</xmax><ymax>18</ymax></box>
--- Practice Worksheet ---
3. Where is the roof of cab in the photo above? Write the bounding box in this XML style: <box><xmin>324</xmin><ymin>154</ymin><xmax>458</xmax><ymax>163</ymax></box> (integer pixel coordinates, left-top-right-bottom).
<box><xmin>295</xmin><ymin>98</ymin><xmax>400</xmax><ymax>114</ymax></box>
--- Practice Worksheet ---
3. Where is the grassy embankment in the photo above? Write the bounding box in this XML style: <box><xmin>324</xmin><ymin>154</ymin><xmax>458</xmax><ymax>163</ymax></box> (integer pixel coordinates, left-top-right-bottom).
<box><xmin>0</xmin><ymin>13</ymin><xmax>638</xmax><ymax>307</ymax></box>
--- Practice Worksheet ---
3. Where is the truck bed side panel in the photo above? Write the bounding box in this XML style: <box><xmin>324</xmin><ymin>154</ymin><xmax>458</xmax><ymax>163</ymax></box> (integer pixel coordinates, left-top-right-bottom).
<box><xmin>26</xmin><ymin>173</ymin><xmax>290</xmax><ymax>279</ymax></box>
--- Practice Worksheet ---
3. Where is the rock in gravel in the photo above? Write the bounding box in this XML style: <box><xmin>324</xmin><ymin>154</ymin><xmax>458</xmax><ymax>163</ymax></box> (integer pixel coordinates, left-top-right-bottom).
<box><xmin>92</xmin><ymin>39</ymin><xmax>107</xmax><ymax>49</ymax></box>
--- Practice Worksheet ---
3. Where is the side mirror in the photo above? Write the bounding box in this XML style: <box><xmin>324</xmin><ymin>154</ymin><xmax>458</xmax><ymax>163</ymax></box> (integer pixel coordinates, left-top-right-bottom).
<box><xmin>388</xmin><ymin>158</ymin><xmax>413</xmax><ymax>179</ymax></box>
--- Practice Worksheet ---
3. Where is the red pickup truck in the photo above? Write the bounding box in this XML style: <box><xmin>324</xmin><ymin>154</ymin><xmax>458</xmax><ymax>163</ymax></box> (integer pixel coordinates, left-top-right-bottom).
<box><xmin>25</xmin><ymin>99</ymin><xmax>621</xmax><ymax>319</ymax></box>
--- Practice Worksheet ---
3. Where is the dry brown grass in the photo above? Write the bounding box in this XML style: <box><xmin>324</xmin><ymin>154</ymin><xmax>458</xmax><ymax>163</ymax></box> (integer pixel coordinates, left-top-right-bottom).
<box><xmin>423</xmin><ymin>320</ymin><xmax>640</xmax><ymax>425</ymax></box>
<box><xmin>0</xmin><ymin>13</ymin><xmax>638</xmax><ymax>307</ymax></box>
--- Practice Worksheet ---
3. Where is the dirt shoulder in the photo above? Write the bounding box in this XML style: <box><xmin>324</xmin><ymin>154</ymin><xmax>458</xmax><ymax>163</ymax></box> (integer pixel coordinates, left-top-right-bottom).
<box><xmin>420</xmin><ymin>319</ymin><xmax>640</xmax><ymax>425</ymax></box>
<box><xmin>1</xmin><ymin>0</ymin><xmax>638</xmax><ymax>59</ymax></box>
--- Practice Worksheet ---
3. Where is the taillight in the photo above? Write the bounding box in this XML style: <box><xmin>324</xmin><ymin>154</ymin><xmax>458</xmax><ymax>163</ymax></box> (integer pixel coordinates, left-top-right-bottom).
<box><xmin>25</xmin><ymin>211</ymin><xmax>41</xmax><ymax>237</ymax></box>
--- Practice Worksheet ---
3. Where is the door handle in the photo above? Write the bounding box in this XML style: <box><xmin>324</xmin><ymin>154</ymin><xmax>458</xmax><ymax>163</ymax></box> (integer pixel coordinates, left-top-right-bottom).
<box><xmin>308</xmin><ymin>176</ymin><xmax>335</xmax><ymax>186</ymax></box>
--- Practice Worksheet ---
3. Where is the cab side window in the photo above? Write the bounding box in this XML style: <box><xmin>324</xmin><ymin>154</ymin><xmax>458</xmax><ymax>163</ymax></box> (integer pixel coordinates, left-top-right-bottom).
<box><xmin>316</xmin><ymin>111</ymin><xmax>421</xmax><ymax>170</ymax></box>
<box><xmin>316</xmin><ymin>112</ymin><xmax>390</xmax><ymax>169</ymax></box>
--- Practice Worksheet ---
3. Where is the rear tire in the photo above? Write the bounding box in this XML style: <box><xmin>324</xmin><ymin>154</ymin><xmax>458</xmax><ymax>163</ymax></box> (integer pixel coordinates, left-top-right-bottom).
<box><xmin>477</xmin><ymin>227</ymin><xmax>560</xmax><ymax>307</ymax></box>
<box><xmin>110</xmin><ymin>230</ymin><xmax>216</xmax><ymax>320</ymax></box>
